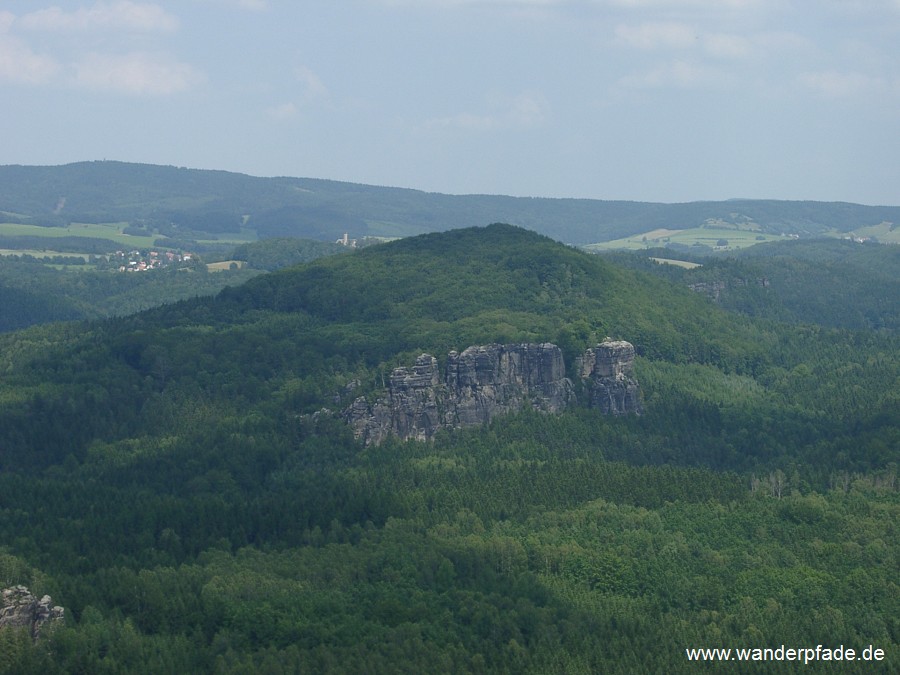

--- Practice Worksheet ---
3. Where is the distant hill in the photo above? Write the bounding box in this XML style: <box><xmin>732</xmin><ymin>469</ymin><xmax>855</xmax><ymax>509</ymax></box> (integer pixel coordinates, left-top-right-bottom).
<box><xmin>1</xmin><ymin>161</ymin><xmax>899</xmax><ymax>244</ymax></box>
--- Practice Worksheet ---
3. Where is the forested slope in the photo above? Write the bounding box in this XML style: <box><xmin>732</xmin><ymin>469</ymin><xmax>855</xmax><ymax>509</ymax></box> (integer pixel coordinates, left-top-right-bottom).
<box><xmin>0</xmin><ymin>225</ymin><xmax>896</xmax><ymax>673</ymax></box>
<box><xmin>602</xmin><ymin>239</ymin><xmax>900</xmax><ymax>331</ymax></box>
<box><xmin>3</xmin><ymin>161</ymin><xmax>899</xmax><ymax>243</ymax></box>
<box><xmin>0</xmin><ymin>238</ymin><xmax>346</xmax><ymax>332</ymax></box>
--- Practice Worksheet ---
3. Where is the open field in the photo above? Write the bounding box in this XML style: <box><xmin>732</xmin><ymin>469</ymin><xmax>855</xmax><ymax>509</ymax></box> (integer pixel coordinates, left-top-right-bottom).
<box><xmin>0</xmin><ymin>249</ymin><xmax>91</xmax><ymax>259</ymax></box>
<box><xmin>641</xmin><ymin>228</ymin><xmax>686</xmax><ymax>239</ymax></box>
<box><xmin>206</xmin><ymin>260</ymin><xmax>246</xmax><ymax>271</ymax></box>
<box><xmin>194</xmin><ymin>233</ymin><xmax>258</xmax><ymax>246</ymax></box>
<box><xmin>0</xmin><ymin>222</ymin><xmax>158</xmax><ymax>249</ymax></box>
<box><xmin>844</xmin><ymin>221</ymin><xmax>900</xmax><ymax>243</ymax></box>
<box><xmin>649</xmin><ymin>257</ymin><xmax>702</xmax><ymax>269</ymax></box>
<box><xmin>0</xmin><ymin>222</ymin><xmax>261</xmax><ymax>257</ymax></box>
<box><xmin>584</xmin><ymin>225</ymin><xmax>789</xmax><ymax>251</ymax></box>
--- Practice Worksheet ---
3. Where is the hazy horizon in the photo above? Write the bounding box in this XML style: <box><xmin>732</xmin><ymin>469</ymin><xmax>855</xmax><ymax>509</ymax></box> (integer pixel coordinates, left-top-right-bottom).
<box><xmin>2</xmin><ymin>1</ymin><xmax>899</xmax><ymax>205</ymax></box>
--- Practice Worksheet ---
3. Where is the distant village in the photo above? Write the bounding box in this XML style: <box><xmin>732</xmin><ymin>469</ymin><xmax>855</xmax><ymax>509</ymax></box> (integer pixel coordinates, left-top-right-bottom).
<box><xmin>112</xmin><ymin>249</ymin><xmax>195</xmax><ymax>272</ymax></box>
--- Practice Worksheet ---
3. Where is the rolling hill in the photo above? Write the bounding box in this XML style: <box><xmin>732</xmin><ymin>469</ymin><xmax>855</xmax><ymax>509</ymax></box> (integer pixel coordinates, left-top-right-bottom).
<box><xmin>2</xmin><ymin>161</ymin><xmax>899</xmax><ymax>246</ymax></box>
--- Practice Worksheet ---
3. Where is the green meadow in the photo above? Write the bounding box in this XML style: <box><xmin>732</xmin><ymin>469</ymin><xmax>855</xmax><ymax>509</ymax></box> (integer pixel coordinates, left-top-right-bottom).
<box><xmin>0</xmin><ymin>221</ymin><xmax>158</xmax><ymax>249</ymax></box>
<box><xmin>0</xmin><ymin>221</ymin><xmax>260</xmax><ymax>260</ymax></box>
<box><xmin>0</xmin><ymin>249</ymin><xmax>91</xmax><ymax>259</ymax></box>
<box><xmin>845</xmin><ymin>220</ymin><xmax>900</xmax><ymax>243</ymax></box>
<box><xmin>584</xmin><ymin>224</ymin><xmax>789</xmax><ymax>252</ymax></box>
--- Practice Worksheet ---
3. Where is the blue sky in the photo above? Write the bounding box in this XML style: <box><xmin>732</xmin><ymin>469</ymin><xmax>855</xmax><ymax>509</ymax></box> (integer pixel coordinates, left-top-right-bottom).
<box><xmin>2</xmin><ymin>0</ymin><xmax>899</xmax><ymax>204</ymax></box>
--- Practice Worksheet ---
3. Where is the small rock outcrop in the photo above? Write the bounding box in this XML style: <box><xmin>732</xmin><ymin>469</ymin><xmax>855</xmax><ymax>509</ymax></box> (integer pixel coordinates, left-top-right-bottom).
<box><xmin>346</xmin><ymin>340</ymin><xmax>641</xmax><ymax>445</ymax></box>
<box><xmin>688</xmin><ymin>277</ymin><xmax>770</xmax><ymax>302</ymax></box>
<box><xmin>577</xmin><ymin>341</ymin><xmax>643</xmax><ymax>415</ymax></box>
<box><xmin>0</xmin><ymin>586</ymin><xmax>64</xmax><ymax>640</ymax></box>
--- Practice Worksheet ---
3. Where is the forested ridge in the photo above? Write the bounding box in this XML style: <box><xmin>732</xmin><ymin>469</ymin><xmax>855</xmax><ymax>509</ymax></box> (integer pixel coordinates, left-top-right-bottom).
<box><xmin>0</xmin><ymin>224</ymin><xmax>896</xmax><ymax>673</ymax></box>
<box><xmin>3</xmin><ymin>161</ymin><xmax>899</xmax><ymax>243</ymax></box>
<box><xmin>603</xmin><ymin>239</ymin><xmax>900</xmax><ymax>331</ymax></box>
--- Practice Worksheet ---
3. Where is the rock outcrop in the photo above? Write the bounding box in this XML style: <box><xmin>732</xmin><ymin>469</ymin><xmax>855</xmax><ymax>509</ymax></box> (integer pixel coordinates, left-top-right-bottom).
<box><xmin>445</xmin><ymin>343</ymin><xmax>572</xmax><ymax>426</ymax></box>
<box><xmin>688</xmin><ymin>277</ymin><xmax>770</xmax><ymax>302</ymax></box>
<box><xmin>346</xmin><ymin>340</ymin><xmax>641</xmax><ymax>444</ymax></box>
<box><xmin>577</xmin><ymin>341</ymin><xmax>643</xmax><ymax>415</ymax></box>
<box><xmin>347</xmin><ymin>353</ymin><xmax>445</xmax><ymax>445</ymax></box>
<box><xmin>0</xmin><ymin>586</ymin><xmax>64</xmax><ymax>640</ymax></box>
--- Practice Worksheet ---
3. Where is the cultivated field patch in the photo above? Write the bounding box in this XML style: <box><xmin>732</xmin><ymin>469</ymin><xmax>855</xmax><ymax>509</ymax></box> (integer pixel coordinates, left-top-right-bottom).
<box><xmin>0</xmin><ymin>221</ymin><xmax>157</xmax><ymax>248</ymax></box>
<box><xmin>584</xmin><ymin>225</ymin><xmax>788</xmax><ymax>251</ymax></box>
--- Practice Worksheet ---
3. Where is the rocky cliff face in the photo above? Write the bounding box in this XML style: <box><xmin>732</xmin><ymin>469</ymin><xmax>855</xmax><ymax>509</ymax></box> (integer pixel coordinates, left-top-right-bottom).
<box><xmin>688</xmin><ymin>277</ymin><xmax>770</xmax><ymax>302</ymax></box>
<box><xmin>577</xmin><ymin>341</ymin><xmax>643</xmax><ymax>416</ymax></box>
<box><xmin>346</xmin><ymin>340</ymin><xmax>640</xmax><ymax>444</ymax></box>
<box><xmin>346</xmin><ymin>354</ymin><xmax>445</xmax><ymax>445</ymax></box>
<box><xmin>445</xmin><ymin>343</ymin><xmax>572</xmax><ymax>426</ymax></box>
<box><xmin>0</xmin><ymin>586</ymin><xmax>64</xmax><ymax>640</ymax></box>
<box><xmin>347</xmin><ymin>343</ymin><xmax>574</xmax><ymax>445</ymax></box>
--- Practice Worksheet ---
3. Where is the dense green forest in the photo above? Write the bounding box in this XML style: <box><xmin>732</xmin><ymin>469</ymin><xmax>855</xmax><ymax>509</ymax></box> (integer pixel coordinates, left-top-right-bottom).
<box><xmin>229</xmin><ymin>238</ymin><xmax>347</xmax><ymax>272</ymax></box>
<box><xmin>3</xmin><ymin>161</ymin><xmax>899</xmax><ymax>244</ymax></box>
<box><xmin>601</xmin><ymin>239</ymin><xmax>900</xmax><ymax>331</ymax></box>
<box><xmin>0</xmin><ymin>257</ymin><xmax>257</xmax><ymax>332</ymax></box>
<box><xmin>0</xmin><ymin>225</ymin><xmax>896</xmax><ymax>673</ymax></box>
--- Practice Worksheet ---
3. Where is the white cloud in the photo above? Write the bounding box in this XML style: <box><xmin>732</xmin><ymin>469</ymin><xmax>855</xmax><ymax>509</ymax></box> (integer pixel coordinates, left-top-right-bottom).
<box><xmin>799</xmin><ymin>70</ymin><xmax>887</xmax><ymax>98</ymax></box>
<box><xmin>753</xmin><ymin>31</ymin><xmax>811</xmax><ymax>52</ymax></box>
<box><xmin>0</xmin><ymin>10</ymin><xmax>14</xmax><ymax>33</ymax></box>
<box><xmin>619</xmin><ymin>59</ymin><xmax>731</xmax><ymax>89</ymax></box>
<box><xmin>0</xmin><ymin>5</ymin><xmax>200</xmax><ymax>94</ymax></box>
<box><xmin>378</xmin><ymin>0</ymin><xmax>770</xmax><ymax>9</ymax></box>
<box><xmin>424</xmin><ymin>111</ymin><xmax>499</xmax><ymax>131</ymax></box>
<box><xmin>822</xmin><ymin>0</ymin><xmax>900</xmax><ymax>15</ymax></box>
<box><xmin>609</xmin><ymin>0</ymin><xmax>765</xmax><ymax>8</ymax></box>
<box><xmin>615</xmin><ymin>22</ymin><xmax>696</xmax><ymax>50</ymax></box>
<box><xmin>615</xmin><ymin>22</ymin><xmax>765</xmax><ymax>60</ymax></box>
<box><xmin>72</xmin><ymin>52</ymin><xmax>203</xmax><ymax>95</ymax></box>
<box><xmin>507</xmin><ymin>92</ymin><xmax>547</xmax><ymax>127</ymax></box>
<box><xmin>379</xmin><ymin>0</ymin><xmax>563</xmax><ymax>6</ymax></box>
<box><xmin>616</xmin><ymin>22</ymin><xmax>697</xmax><ymax>49</ymax></box>
<box><xmin>198</xmin><ymin>0</ymin><xmax>269</xmax><ymax>10</ymax></box>
<box><xmin>702</xmin><ymin>32</ymin><xmax>751</xmax><ymax>59</ymax></box>
<box><xmin>264</xmin><ymin>67</ymin><xmax>327</xmax><ymax>120</ymax></box>
<box><xmin>422</xmin><ymin>92</ymin><xmax>547</xmax><ymax>131</ymax></box>
<box><xmin>0</xmin><ymin>35</ymin><xmax>60</xmax><ymax>84</ymax></box>
<box><xmin>295</xmin><ymin>65</ymin><xmax>328</xmax><ymax>100</ymax></box>
<box><xmin>19</xmin><ymin>1</ymin><xmax>178</xmax><ymax>33</ymax></box>
<box><xmin>0</xmin><ymin>14</ymin><xmax>59</xmax><ymax>84</ymax></box>
<box><xmin>267</xmin><ymin>102</ymin><xmax>298</xmax><ymax>120</ymax></box>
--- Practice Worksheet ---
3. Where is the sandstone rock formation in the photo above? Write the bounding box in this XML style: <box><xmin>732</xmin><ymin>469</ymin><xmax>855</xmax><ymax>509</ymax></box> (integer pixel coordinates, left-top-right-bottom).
<box><xmin>0</xmin><ymin>585</ymin><xmax>64</xmax><ymax>640</ymax></box>
<box><xmin>688</xmin><ymin>277</ymin><xmax>770</xmax><ymax>302</ymax></box>
<box><xmin>577</xmin><ymin>340</ymin><xmax>643</xmax><ymax>415</ymax></box>
<box><xmin>445</xmin><ymin>343</ymin><xmax>572</xmax><ymax>426</ymax></box>
<box><xmin>346</xmin><ymin>340</ymin><xmax>641</xmax><ymax>444</ymax></box>
<box><xmin>346</xmin><ymin>353</ymin><xmax>445</xmax><ymax>445</ymax></box>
